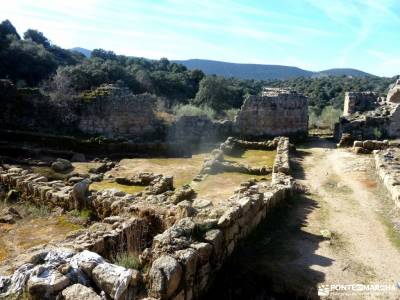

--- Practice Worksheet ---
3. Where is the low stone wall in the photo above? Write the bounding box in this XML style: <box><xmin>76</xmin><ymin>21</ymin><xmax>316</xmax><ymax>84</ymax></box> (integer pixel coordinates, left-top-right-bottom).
<box><xmin>374</xmin><ymin>148</ymin><xmax>400</xmax><ymax>207</ymax></box>
<box><xmin>220</xmin><ymin>137</ymin><xmax>278</xmax><ymax>156</ymax></box>
<box><xmin>0</xmin><ymin>137</ymin><xmax>294</xmax><ymax>300</ymax></box>
<box><xmin>144</xmin><ymin>136</ymin><xmax>293</xmax><ymax>299</ymax></box>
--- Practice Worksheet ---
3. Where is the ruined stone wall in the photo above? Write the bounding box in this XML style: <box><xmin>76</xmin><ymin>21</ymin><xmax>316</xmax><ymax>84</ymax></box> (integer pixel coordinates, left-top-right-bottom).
<box><xmin>0</xmin><ymin>137</ymin><xmax>295</xmax><ymax>300</ymax></box>
<box><xmin>0</xmin><ymin>80</ymin><xmax>67</xmax><ymax>132</ymax></box>
<box><xmin>78</xmin><ymin>86</ymin><xmax>160</xmax><ymax>140</ymax></box>
<box><xmin>387</xmin><ymin>79</ymin><xmax>400</xmax><ymax>103</ymax></box>
<box><xmin>374</xmin><ymin>148</ymin><xmax>400</xmax><ymax>207</ymax></box>
<box><xmin>235</xmin><ymin>89</ymin><xmax>308</xmax><ymax>139</ymax></box>
<box><xmin>343</xmin><ymin>91</ymin><xmax>378</xmax><ymax>116</ymax></box>
<box><xmin>145</xmin><ymin>137</ymin><xmax>294</xmax><ymax>300</ymax></box>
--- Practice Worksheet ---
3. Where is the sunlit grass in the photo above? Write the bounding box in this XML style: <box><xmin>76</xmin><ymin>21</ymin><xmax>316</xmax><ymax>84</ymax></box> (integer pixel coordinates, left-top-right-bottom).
<box><xmin>193</xmin><ymin>172</ymin><xmax>269</xmax><ymax>204</ymax></box>
<box><xmin>90</xmin><ymin>180</ymin><xmax>145</xmax><ymax>194</ymax></box>
<box><xmin>225</xmin><ymin>150</ymin><xmax>276</xmax><ymax>168</ymax></box>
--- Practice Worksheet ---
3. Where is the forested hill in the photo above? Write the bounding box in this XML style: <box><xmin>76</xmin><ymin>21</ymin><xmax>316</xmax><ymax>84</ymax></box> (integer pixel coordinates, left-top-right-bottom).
<box><xmin>174</xmin><ymin>59</ymin><xmax>374</xmax><ymax>80</ymax></box>
<box><xmin>71</xmin><ymin>48</ymin><xmax>375</xmax><ymax>80</ymax></box>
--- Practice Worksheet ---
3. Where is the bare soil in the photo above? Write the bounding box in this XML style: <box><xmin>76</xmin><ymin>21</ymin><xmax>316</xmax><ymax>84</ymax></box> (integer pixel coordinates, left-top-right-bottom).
<box><xmin>207</xmin><ymin>138</ymin><xmax>400</xmax><ymax>299</ymax></box>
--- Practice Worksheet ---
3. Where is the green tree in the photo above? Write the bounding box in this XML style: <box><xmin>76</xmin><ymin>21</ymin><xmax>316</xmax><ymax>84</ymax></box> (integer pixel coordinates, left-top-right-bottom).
<box><xmin>23</xmin><ymin>29</ymin><xmax>51</xmax><ymax>48</ymax></box>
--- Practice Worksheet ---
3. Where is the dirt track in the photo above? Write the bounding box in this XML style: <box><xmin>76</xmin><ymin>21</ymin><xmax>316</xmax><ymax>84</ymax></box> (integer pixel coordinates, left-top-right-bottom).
<box><xmin>207</xmin><ymin>138</ymin><xmax>400</xmax><ymax>299</ymax></box>
<box><xmin>293</xmin><ymin>138</ymin><xmax>400</xmax><ymax>299</ymax></box>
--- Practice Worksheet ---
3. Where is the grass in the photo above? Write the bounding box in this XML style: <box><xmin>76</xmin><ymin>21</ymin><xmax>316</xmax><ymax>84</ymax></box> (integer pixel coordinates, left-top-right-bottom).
<box><xmin>57</xmin><ymin>216</ymin><xmax>84</xmax><ymax>231</ymax></box>
<box><xmin>112</xmin><ymin>252</ymin><xmax>141</xmax><ymax>269</ymax></box>
<box><xmin>378</xmin><ymin>213</ymin><xmax>400</xmax><ymax>250</ymax></box>
<box><xmin>90</xmin><ymin>180</ymin><xmax>146</xmax><ymax>194</ymax></box>
<box><xmin>22</xmin><ymin>202</ymin><xmax>51</xmax><ymax>218</ymax></box>
<box><xmin>225</xmin><ymin>150</ymin><xmax>276</xmax><ymax>168</ymax></box>
<box><xmin>31</xmin><ymin>166</ymin><xmax>71</xmax><ymax>181</ymax></box>
<box><xmin>193</xmin><ymin>172</ymin><xmax>268</xmax><ymax>204</ymax></box>
<box><xmin>114</xmin><ymin>153</ymin><xmax>209</xmax><ymax>188</ymax></box>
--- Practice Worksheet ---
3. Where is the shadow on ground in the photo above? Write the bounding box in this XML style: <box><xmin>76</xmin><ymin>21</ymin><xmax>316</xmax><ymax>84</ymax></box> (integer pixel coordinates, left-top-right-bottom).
<box><xmin>204</xmin><ymin>139</ymin><xmax>333</xmax><ymax>300</ymax></box>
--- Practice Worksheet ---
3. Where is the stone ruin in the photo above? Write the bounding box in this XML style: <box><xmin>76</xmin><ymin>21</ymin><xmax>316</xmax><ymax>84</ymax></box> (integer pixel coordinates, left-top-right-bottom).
<box><xmin>235</xmin><ymin>87</ymin><xmax>308</xmax><ymax>139</ymax></box>
<box><xmin>335</xmin><ymin>80</ymin><xmax>400</xmax><ymax>146</ymax></box>
<box><xmin>0</xmin><ymin>82</ymin><xmax>308</xmax><ymax>144</ymax></box>
<box><xmin>0</xmin><ymin>136</ymin><xmax>294</xmax><ymax>300</ymax></box>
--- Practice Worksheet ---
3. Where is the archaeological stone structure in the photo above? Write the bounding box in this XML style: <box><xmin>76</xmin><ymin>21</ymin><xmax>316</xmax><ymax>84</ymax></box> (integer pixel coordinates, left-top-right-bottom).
<box><xmin>0</xmin><ymin>82</ymin><xmax>308</xmax><ymax>146</ymax></box>
<box><xmin>335</xmin><ymin>81</ymin><xmax>400</xmax><ymax>145</ymax></box>
<box><xmin>235</xmin><ymin>88</ymin><xmax>308</xmax><ymax>139</ymax></box>
<box><xmin>0</xmin><ymin>136</ymin><xmax>294</xmax><ymax>299</ymax></box>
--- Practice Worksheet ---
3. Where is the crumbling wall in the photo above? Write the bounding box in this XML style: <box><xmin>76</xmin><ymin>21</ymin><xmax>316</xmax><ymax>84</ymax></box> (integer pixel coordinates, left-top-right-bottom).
<box><xmin>0</xmin><ymin>137</ymin><xmax>295</xmax><ymax>300</ymax></box>
<box><xmin>235</xmin><ymin>89</ymin><xmax>308</xmax><ymax>139</ymax></box>
<box><xmin>387</xmin><ymin>79</ymin><xmax>400</xmax><ymax>103</ymax></box>
<box><xmin>374</xmin><ymin>148</ymin><xmax>400</xmax><ymax>207</ymax></box>
<box><xmin>78</xmin><ymin>86</ymin><xmax>160</xmax><ymax>140</ymax></box>
<box><xmin>335</xmin><ymin>85</ymin><xmax>400</xmax><ymax>143</ymax></box>
<box><xmin>343</xmin><ymin>91</ymin><xmax>378</xmax><ymax>116</ymax></box>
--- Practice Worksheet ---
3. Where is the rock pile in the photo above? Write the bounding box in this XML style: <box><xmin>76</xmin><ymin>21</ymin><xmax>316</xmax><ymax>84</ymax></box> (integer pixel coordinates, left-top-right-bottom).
<box><xmin>374</xmin><ymin>148</ymin><xmax>400</xmax><ymax>206</ymax></box>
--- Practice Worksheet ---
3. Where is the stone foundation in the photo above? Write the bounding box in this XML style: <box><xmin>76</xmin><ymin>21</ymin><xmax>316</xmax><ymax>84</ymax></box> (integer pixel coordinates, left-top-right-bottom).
<box><xmin>0</xmin><ymin>137</ymin><xmax>294</xmax><ymax>299</ymax></box>
<box><xmin>374</xmin><ymin>148</ymin><xmax>400</xmax><ymax>207</ymax></box>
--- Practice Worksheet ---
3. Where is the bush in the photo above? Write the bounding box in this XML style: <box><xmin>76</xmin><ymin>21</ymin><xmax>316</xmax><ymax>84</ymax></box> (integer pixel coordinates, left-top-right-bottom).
<box><xmin>309</xmin><ymin>105</ymin><xmax>342</xmax><ymax>130</ymax></box>
<box><xmin>224</xmin><ymin>108</ymin><xmax>239</xmax><ymax>121</ymax></box>
<box><xmin>173</xmin><ymin>104</ymin><xmax>216</xmax><ymax>119</ymax></box>
<box><xmin>112</xmin><ymin>252</ymin><xmax>141</xmax><ymax>269</ymax></box>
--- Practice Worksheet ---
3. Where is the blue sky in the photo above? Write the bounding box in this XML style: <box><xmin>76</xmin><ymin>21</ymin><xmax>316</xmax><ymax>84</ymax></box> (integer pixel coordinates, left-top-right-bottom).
<box><xmin>1</xmin><ymin>0</ymin><xmax>400</xmax><ymax>76</ymax></box>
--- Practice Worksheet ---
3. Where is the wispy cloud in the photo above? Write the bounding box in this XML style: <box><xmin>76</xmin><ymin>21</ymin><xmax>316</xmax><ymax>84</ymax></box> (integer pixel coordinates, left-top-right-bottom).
<box><xmin>0</xmin><ymin>0</ymin><xmax>399</xmax><ymax>76</ymax></box>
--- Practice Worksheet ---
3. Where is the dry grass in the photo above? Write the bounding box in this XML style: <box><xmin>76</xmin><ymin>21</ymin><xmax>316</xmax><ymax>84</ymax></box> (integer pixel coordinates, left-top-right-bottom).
<box><xmin>224</xmin><ymin>150</ymin><xmax>276</xmax><ymax>168</ymax></box>
<box><xmin>90</xmin><ymin>180</ymin><xmax>146</xmax><ymax>194</ymax></box>
<box><xmin>193</xmin><ymin>172</ymin><xmax>269</xmax><ymax>204</ymax></box>
<box><xmin>110</xmin><ymin>153</ymin><xmax>209</xmax><ymax>188</ymax></box>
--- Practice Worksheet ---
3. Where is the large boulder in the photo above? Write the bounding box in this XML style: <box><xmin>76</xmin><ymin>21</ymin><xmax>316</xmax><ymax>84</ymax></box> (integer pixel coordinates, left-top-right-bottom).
<box><xmin>71</xmin><ymin>179</ymin><xmax>90</xmax><ymax>210</ymax></box>
<box><xmin>27</xmin><ymin>268</ymin><xmax>70</xmax><ymax>299</ymax></box>
<box><xmin>51</xmin><ymin>158</ymin><xmax>73</xmax><ymax>172</ymax></box>
<box><xmin>61</xmin><ymin>283</ymin><xmax>101</xmax><ymax>300</ymax></box>
<box><xmin>91</xmin><ymin>262</ymin><xmax>133</xmax><ymax>300</ymax></box>
<box><xmin>0</xmin><ymin>207</ymin><xmax>22</xmax><ymax>224</ymax></box>
<box><xmin>149</xmin><ymin>255</ymin><xmax>182</xmax><ymax>299</ymax></box>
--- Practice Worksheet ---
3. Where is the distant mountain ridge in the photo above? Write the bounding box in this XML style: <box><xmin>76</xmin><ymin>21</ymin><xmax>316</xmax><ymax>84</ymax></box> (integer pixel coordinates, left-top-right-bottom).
<box><xmin>71</xmin><ymin>47</ymin><xmax>376</xmax><ymax>80</ymax></box>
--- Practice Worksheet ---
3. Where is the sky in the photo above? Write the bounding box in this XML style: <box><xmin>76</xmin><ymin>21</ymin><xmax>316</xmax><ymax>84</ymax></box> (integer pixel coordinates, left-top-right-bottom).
<box><xmin>1</xmin><ymin>0</ymin><xmax>400</xmax><ymax>77</ymax></box>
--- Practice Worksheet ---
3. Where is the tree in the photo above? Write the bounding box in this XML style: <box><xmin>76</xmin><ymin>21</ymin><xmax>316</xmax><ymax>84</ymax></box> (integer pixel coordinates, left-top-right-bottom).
<box><xmin>23</xmin><ymin>29</ymin><xmax>51</xmax><ymax>48</ymax></box>
<box><xmin>0</xmin><ymin>19</ymin><xmax>20</xmax><ymax>41</ymax></box>
<box><xmin>193</xmin><ymin>76</ymin><xmax>244</xmax><ymax>111</ymax></box>
<box><xmin>91</xmin><ymin>48</ymin><xmax>117</xmax><ymax>60</ymax></box>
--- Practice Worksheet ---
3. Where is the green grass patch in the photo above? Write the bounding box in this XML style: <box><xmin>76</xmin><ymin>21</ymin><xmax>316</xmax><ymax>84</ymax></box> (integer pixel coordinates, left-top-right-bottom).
<box><xmin>378</xmin><ymin>213</ymin><xmax>400</xmax><ymax>250</ymax></box>
<box><xmin>112</xmin><ymin>252</ymin><xmax>141</xmax><ymax>269</ymax></box>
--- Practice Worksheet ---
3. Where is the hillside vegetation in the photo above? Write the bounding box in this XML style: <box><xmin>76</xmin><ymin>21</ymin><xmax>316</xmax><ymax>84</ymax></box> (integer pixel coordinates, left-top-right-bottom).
<box><xmin>1</xmin><ymin>20</ymin><xmax>398</xmax><ymax>126</ymax></box>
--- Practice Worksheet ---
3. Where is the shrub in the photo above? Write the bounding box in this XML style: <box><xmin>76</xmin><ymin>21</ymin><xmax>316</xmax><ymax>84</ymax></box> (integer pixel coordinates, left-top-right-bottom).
<box><xmin>173</xmin><ymin>104</ymin><xmax>216</xmax><ymax>119</ymax></box>
<box><xmin>224</xmin><ymin>108</ymin><xmax>239</xmax><ymax>121</ymax></box>
<box><xmin>309</xmin><ymin>105</ymin><xmax>342</xmax><ymax>130</ymax></box>
<box><xmin>112</xmin><ymin>252</ymin><xmax>141</xmax><ymax>269</ymax></box>
<box><xmin>373</xmin><ymin>127</ymin><xmax>383</xmax><ymax>139</ymax></box>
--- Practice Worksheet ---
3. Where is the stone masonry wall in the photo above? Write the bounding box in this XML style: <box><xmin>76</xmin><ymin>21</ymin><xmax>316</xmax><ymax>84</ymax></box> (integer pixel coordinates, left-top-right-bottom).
<box><xmin>0</xmin><ymin>137</ymin><xmax>294</xmax><ymax>299</ymax></box>
<box><xmin>374</xmin><ymin>148</ymin><xmax>400</xmax><ymax>207</ymax></box>
<box><xmin>78</xmin><ymin>86</ymin><xmax>159</xmax><ymax>140</ymax></box>
<box><xmin>343</xmin><ymin>91</ymin><xmax>378</xmax><ymax>116</ymax></box>
<box><xmin>235</xmin><ymin>89</ymin><xmax>308</xmax><ymax>139</ymax></box>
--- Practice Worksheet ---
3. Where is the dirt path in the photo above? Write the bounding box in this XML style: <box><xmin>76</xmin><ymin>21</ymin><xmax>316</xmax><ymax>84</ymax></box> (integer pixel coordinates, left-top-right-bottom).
<box><xmin>293</xmin><ymin>138</ymin><xmax>400</xmax><ymax>299</ymax></box>
<box><xmin>206</xmin><ymin>138</ymin><xmax>400</xmax><ymax>300</ymax></box>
